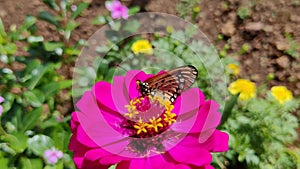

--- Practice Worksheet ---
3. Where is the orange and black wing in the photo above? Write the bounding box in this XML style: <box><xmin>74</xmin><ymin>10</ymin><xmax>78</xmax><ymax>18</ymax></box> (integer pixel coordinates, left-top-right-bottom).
<box><xmin>144</xmin><ymin>65</ymin><xmax>198</xmax><ymax>102</ymax></box>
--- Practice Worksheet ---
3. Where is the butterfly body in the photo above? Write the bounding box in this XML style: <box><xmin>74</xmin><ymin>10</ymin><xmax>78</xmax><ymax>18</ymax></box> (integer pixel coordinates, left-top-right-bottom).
<box><xmin>136</xmin><ymin>65</ymin><xmax>198</xmax><ymax>103</ymax></box>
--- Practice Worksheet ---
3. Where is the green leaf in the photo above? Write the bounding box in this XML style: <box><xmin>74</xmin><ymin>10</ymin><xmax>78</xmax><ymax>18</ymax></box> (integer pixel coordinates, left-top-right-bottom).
<box><xmin>52</xmin><ymin>128</ymin><xmax>70</xmax><ymax>151</ymax></box>
<box><xmin>92</xmin><ymin>15</ymin><xmax>107</xmax><ymax>25</ymax></box>
<box><xmin>0</xmin><ymin>158</ymin><xmax>8</xmax><ymax>169</ymax></box>
<box><xmin>1</xmin><ymin>92</ymin><xmax>15</xmax><ymax>113</ymax></box>
<box><xmin>21</xmin><ymin>59</ymin><xmax>40</xmax><ymax>82</ymax></box>
<box><xmin>109</xmin><ymin>165</ymin><xmax>117</xmax><ymax>169</ymax></box>
<box><xmin>43</xmin><ymin>0</ymin><xmax>58</xmax><ymax>10</ymax></box>
<box><xmin>38</xmin><ymin>11</ymin><xmax>60</xmax><ymax>28</ymax></box>
<box><xmin>43</xmin><ymin>42</ymin><xmax>64</xmax><ymax>51</ymax></box>
<box><xmin>0</xmin><ymin>18</ymin><xmax>7</xmax><ymax>38</ymax></box>
<box><xmin>4</xmin><ymin>132</ymin><xmax>28</xmax><ymax>153</ymax></box>
<box><xmin>64</xmin><ymin>20</ymin><xmax>78</xmax><ymax>39</ymax></box>
<box><xmin>19</xmin><ymin>157</ymin><xmax>43</xmax><ymax>169</ymax></box>
<box><xmin>65</xmin><ymin>47</ymin><xmax>80</xmax><ymax>55</ymax></box>
<box><xmin>22</xmin><ymin>16</ymin><xmax>37</xmax><ymax>30</ymax></box>
<box><xmin>4</xmin><ymin>43</ymin><xmax>17</xmax><ymax>55</ymax></box>
<box><xmin>123</xmin><ymin>20</ymin><xmax>140</xmax><ymax>33</ymax></box>
<box><xmin>21</xmin><ymin>107</ymin><xmax>43</xmax><ymax>132</ymax></box>
<box><xmin>39</xmin><ymin>117</ymin><xmax>59</xmax><ymax>129</ymax></box>
<box><xmin>105</xmin><ymin>30</ymin><xmax>120</xmax><ymax>42</ymax></box>
<box><xmin>26</xmin><ymin>64</ymin><xmax>52</xmax><ymax>90</ymax></box>
<box><xmin>15</xmin><ymin>16</ymin><xmax>37</xmax><ymax>36</ymax></box>
<box><xmin>44</xmin><ymin>165</ymin><xmax>57</xmax><ymax>169</ymax></box>
<box><xmin>41</xmin><ymin>80</ymin><xmax>72</xmax><ymax>98</ymax></box>
<box><xmin>128</xmin><ymin>6</ymin><xmax>140</xmax><ymax>15</ymax></box>
<box><xmin>23</xmin><ymin>90</ymin><xmax>44</xmax><ymax>107</ymax></box>
<box><xmin>27</xmin><ymin>135</ymin><xmax>54</xmax><ymax>156</ymax></box>
<box><xmin>70</xmin><ymin>2</ymin><xmax>89</xmax><ymax>20</ymax></box>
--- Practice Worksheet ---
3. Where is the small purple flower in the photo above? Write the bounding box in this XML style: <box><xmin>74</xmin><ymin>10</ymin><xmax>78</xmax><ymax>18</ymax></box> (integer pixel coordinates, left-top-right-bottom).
<box><xmin>70</xmin><ymin>5</ymin><xmax>77</xmax><ymax>12</ymax></box>
<box><xmin>105</xmin><ymin>0</ymin><xmax>128</xmax><ymax>19</ymax></box>
<box><xmin>44</xmin><ymin>147</ymin><xmax>63</xmax><ymax>165</ymax></box>
<box><xmin>0</xmin><ymin>96</ymin><xmax>4</xmax><ymax>116</ymax></box>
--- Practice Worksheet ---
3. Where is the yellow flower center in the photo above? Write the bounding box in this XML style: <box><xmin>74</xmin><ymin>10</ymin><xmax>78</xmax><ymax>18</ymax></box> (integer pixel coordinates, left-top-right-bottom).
<box><xmin>124</xmin><ymin>96</ymin><xmax>177</xmax><ymax>137</ymax></box>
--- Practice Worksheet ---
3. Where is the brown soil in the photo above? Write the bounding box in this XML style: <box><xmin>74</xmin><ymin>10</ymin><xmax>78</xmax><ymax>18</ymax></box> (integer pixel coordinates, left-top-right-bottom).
<box><xmin>0</xmin><ymin>0</ymin><xmax>300</xmax><ymax>96</ymax></box>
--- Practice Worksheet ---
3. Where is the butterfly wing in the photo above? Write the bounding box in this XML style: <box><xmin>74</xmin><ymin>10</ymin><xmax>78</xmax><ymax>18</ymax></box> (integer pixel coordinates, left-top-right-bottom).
<box><xmin>144</xmin><ymin>65</ymin><xmax>198</xmax><ymax>102</ymax></box>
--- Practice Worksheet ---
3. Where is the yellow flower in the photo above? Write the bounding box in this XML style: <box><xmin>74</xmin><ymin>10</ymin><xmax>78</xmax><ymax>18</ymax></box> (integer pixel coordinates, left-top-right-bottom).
<box><xmin>271</xmin><ymin>86</ymin><xmax>293</xmax><ymax>104</ymax></box>
<box><xmin>131</xmin><ymin>39</ymin><xmax>153</xmax><ymax>55</ymax></box>
<box><xmin>227</xmin><ymin>63</ymin><xmax>240</xmax><ymax>76</ymax></box>
<box><xmin>228</xmin><ymin>79</ymin><xmax>256</xmax><ymax>100</ymax></box>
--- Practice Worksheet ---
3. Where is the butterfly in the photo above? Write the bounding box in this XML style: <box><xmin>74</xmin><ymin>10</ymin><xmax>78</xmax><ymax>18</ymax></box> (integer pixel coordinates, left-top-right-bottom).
<box><xmin>136</xmin><ymin>65</ymin><xmax>198</xmax><ymax>103</ymax></box>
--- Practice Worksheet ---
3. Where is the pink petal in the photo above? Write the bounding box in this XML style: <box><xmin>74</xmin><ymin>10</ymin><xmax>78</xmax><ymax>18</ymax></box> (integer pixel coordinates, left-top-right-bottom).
<box><xmin>169</xmin><ymin>134</ymin><xmax>200</xmax><ymax>147</ymax></box>
<box><xmin>68</xmin><ymin>132</ymin><xmax>89</xmax><ymax>155</ymax></box>
<box><xmin>55</xmin><ymin>151</ymin><xmax>63</xmax><ymax>158</ymax></box>
<box><xmin>70</xmin><ymin>112</ymin><xmax>79</xmax><ymax>131</ymax></box>
<box><xmin>170</xmin><ymin>88</ymin><xmax>205</xmax><ymax>133</ymax></box>
<box><xmin>143</xmin><ymin>155</ymin><xmax>175</xmax><ymax>169</ymax></box>
<box><xmin>105</xmin><ymin>2</ymin><xmax>113</xmax><ymax>11</ymax></box>
<box><xmin>168</xmin><ymin>143</ymin><xmax>212</xmax><ymax>166</ymax></box>
<box><xmin>213</xmin><ymin>130</ymin><xmax>229</xmax><ymax>152</ymax></box>
<box><xmin>105</xmin><ymin>1</ymin><xmax>121</xmax><ymax>11</ymax></box>
<box><xmin>0</xmin><ymin>106</ymin><xmax>3</xmax><ymax>115</ymax></box>
<box><xmin>173</xmin><ymin>88</ymin><xmax>205</xmax><ymax>115</ymax></box>
<box><xmin>111</xmin><ymin>11</ymin><xmax>123</xmax><ymax>19</ymax></box>
<box><xmin>117</xmin><ymin>158</ymin><xmax>146</xmax><ymax>169</ymax></box>
<box><xmin>76</xmin><ymin>91</ymin><xmax>129</xmax><ymax>153</ymax></box>
<box><xmin>73</xmin><ymin>156</ymin><xmax>84</xmax><ymax>168</ymax></box>
<box><xmin>120</xmin><ymin>6</ymin><xmax>129</xmax><ymax>19</ymax></box>
<box><xmin>175</xmin><ymin>164</ymin><xmax>192</xmax><ymax>169</ymax></box>
<box><xmin>76</xmin><ymin>125</ymin><xmax>98</xmax><ymax>148</ymax></box>
<box><xmin>171</xmin><ymin>100</ymin><xmax>221</xmax><ymax>134</ymax></box>
<box><xmin>100</xmin><ymin>155</ymin><xmax>128</xmax><ymax>165</ymax></box>
<box><xmin>117</xmin><ymin>160</ymin><xmax>130</xmax><ymax>169</ymax></box>
<box><xmin>204</xmin><ymin>165</ymin><xmax>215</xmax><ymax>169</ymax></box>
<box><xmin>82</xmin><ymin>158</ymin><xmax>110</xmax><ymax>169</ymax></box>
<box><xmin>93</xmin><ymin>81</ymin><xmax>119</xmax><ymax>113</ymax></box>
<box><xmin>0</xmin><ymin>96</ymin><xmax>4</xmax><ymax>103</ymax></box>
<box><xmin>111</xmin><ymin>0</ymin><xmax>122</xmax><ymax>8</ymax></box>
<box><xmin>206</xmin><ymin>130</ymin><xmax>229</xmax><ymax>152</ymax></box>
<box><xmin>111</xmin><ymin>76</ymin><xmax>130</xmax><ymax>114</ymax></box>
<box><xmin>85</xmin><ymin>149</ymin><xmax>112</xmax><ymax>162</ymax></box>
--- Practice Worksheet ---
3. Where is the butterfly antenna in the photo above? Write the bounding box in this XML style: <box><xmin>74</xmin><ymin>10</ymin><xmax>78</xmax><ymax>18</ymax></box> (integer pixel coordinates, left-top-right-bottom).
<box><xmin>116</xmin><ymin>64</ymin><xmax>129</xmax><ymax>72</ymax></box>
<box><xmin>115</xmin><ymin>64</ymin><xmax>142</xmax><ymax>97</ymax></box>
<box><xmin>115</xmin><ymin>64</ymin><xmax>140</xmax><ymax>82</ymax></box>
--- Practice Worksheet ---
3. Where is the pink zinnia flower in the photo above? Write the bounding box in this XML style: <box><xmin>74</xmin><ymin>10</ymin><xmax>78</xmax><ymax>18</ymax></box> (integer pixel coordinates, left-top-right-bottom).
<box><xmin>105</xmin><ymin>0</ymin><xmax>128</xmax><ymax>19</ymax></box>
<box><xmin>69</xmin><ymin>69</ymin><xmax>229</xmax><ymax>169</ymax></box>
<box><xmin>44</xmin><ymin>147</ymin><xmax>63</xmax><ymax>165</ymax></box>
<box><xmin>0</xmin><ymin>96</ymin><xmax>4</xmax><ymax>116</ymax></box>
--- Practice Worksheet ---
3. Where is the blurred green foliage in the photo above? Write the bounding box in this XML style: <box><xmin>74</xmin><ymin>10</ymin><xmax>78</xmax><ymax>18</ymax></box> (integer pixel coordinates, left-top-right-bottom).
<box><xmin>284</xmin><ymin>33</ymin><xmax>300</xmax><ymax>58</ymax></box>
<box><xmin>237</xmin><ymin>6</ymin><xmax>251</xmax><ymax>20</ymax></box>
<box><xmin>176</xmin><ymin>0</ymin><xmax>201</xmax><ymax>22</ymax></box>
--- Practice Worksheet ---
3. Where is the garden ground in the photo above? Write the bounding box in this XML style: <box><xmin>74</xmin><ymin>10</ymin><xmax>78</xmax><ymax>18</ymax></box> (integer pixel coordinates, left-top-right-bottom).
<box><xmin>1</xmin><ymin>0</ymin><xmax>299</xmax><ymax>96</ymax></box>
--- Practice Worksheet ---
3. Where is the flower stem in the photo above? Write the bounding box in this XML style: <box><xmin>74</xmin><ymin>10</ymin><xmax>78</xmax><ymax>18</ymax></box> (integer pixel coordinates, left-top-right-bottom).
<box><xmin>0</xmin><ymin>120</ymin><xmax>7</xmax><ymax>136</ymax></box>
<box><xmin>219</xmin><ymin>93</ymin><xmax>239</xmax><ymax>127</ymax></box>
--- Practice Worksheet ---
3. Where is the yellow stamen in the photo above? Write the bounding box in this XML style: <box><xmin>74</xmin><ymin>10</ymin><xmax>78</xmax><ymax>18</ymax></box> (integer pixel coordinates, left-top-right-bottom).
<box><xmin>124</xmin><ymin>110</ymin><xmax>139</xmax><ymax>118</ymax></box>
<box><xmin>134</xmin><ymin>119</ymin><xmax>148</xmax><ymax>135</ymax></box>
<box><xmin>163</xmin><ymin>111</ymin><xmax>177</xmax><ymax>125</ymax></box>
<box><xmin>147</xmin><ymin>117</ymin><xmax>163</xmax><ymax>132</ymax></box>
<box><xmin>165</xmin><ymin>101</ymin><xmax>174</xmax><ymax>111</ymax></box>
